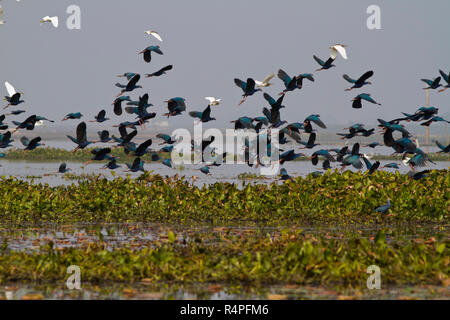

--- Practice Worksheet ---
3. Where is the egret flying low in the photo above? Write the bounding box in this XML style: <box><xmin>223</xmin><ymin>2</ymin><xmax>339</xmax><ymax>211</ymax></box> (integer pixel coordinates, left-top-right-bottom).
<box><xmin>40</xmin><ymin>16</ymin><xmax>59</xmax><ymax>28</ymax></box>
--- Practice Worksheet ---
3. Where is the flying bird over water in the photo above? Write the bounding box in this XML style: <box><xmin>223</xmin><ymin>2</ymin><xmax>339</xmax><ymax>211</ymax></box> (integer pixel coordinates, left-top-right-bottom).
<box><xmin>112</xmin><ymin>96</ymin><xmax>131</xmax><ymax>116</ymax></box>
<box><xmin>313</xmin><ymin>55</ymin><xmax>335</xmax><ymax>71</ymax></box>
<box><xmin>127</xmin><ymin>157</ymin><xmax>145</xmax><ymax>173</ymax></box>
<box><xmin>145</xmin><ymin>65</ymin><xmax>173</xmax><ymax>77</ymax></box>
<box><xmin>189</xmin><ymin>105</ymin><xmax>216</xmax><ymax>123</ymax></box>
<box><xmin>97</xmin><ymin>130</ymin><xmax>111</xmax><ymax>143</ymax></box>
<box><xmin>163</xmin><ymin>97</ymin><xmax>186</xmax><ymax>117</ymax></box>
<box><xmin>234</xmin><ymin>78</ymin><xmax>261</xmax><ymax>105</ymax></box>
<box><xmin>329</xmin><ymin>44</ymin><xmax>347</xmax><ymax>60</ymax></box>
<box><xmin>20</xmin><ymin>136</ymin><xmax>44</xmax><ymax>151</ymax></box>
<box><xmin>434</xmin><ymin>140</ymin><xmax>450</xmax><ymax>153</ymax></box>
<box><xmin>205</xmin><ymin>97</ymin><xmax>221</xmax><ymax>106</ymax></box>
<box><xmin>139</xmin><ymin>46</ymin><xmax>163</xmax><ymax>63</ymax></box>
<box><xmin>116</xmin><ymin>74</ymin><xmax>142</xmax><ymax>97</ymax></box>
<box><xmin>67</xmin><ymin>122</ymin><xmax>92</xmax><ymax>152</ymax></box>
<box><xmin>277</xmin><ymin>69</ymin><xmax>304</xmax><ymax>95</ymax></box>
<box><xmin>12</xmin><ymin>115</ymin><xmax>39</xmax><ymax>133</ymax></box>
<box><xmin>421</xmin><ymin>77</ymin><xmax>441</xmax><ymax>90</ymax></box>
<box><xmin>3</xmin><ymin>82</ymin><xmax>24</xmax><ymax>109</ymax></box>
<box><xmin>90</xmin><ymin>110</ymin><xmax>109</xmax><ymax>123</ymax></box>
<box><xmin>438</xmin><ymin>70</ymin><xmax>450</xmax><ymax>92</ymax></box>
<box><xmin>62</xmin><ymin>112</ymin><xmax>83</xmax><ymax>121</ymax></box>
<box><xmin>343</xmin><ymin>71</ymin><xmax>374</xmax><ymax>91</ymax></box>
<box><xmin>58</xmin><ymin>163</ymin><xmax>71</xmax><ymax>173</ymax></box>
<box><xmin>40</xmin><ymin>16</ymin><xmax>58</xmax><ymax>28</ymax></box>
<box><xmin>145</xmin><ymin>30</ymin><xmax>163</xmax><ymax>42</ymax></box>
<box><xmin>255</xmin><ymin>73</ymin><xmax>275</xmax><ymax>87</ymax></box>
<box><xmin>352</xmin><ymin>93</ymin><xmax>381</xmax><ymax>109</ymax></box>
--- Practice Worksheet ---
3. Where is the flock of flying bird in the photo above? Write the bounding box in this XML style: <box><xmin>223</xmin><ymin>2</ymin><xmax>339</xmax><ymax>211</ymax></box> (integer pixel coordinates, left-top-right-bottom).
<box><xmin>1</xmin><ymin>19</ymin><xmax>449</xmax><ymax>200</ymax></box>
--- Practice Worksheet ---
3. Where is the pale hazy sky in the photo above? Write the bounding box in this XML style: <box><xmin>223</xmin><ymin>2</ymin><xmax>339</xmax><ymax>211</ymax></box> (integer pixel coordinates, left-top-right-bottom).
<box><xmin>1</xmin><ymin>0</ymin><xmax>449</xmax><ymax>132</ymax></box>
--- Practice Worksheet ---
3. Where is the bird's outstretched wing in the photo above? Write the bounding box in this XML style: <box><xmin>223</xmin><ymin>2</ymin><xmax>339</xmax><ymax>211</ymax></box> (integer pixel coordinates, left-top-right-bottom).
<box><xmin>97</xmin><ymin>110</ymin><xmax>106</xmax><ymax>120</ymax></box>
<box><xmin>136</xmin><ymin>139</ymin><xmax>153</xmax><ymax>154</ymax></box>
<box><xmin>421</xmin><ymin>79</ymin><xmax>433</xmax><ymax>86</ymax></box>
<box><xmin>439</xmin><ymin>70</ymin><xmax>450</xmax><ymax>83</ymax></box>
<box><xmin>50</xmin><ymin>16</ymin><xmax>59</xmax><ymax>28</ymax></box>
<box><xmin>157</xmin><ymin>133</ymin><xmax>171</xmax><ymax>143</ymax></box>
<box><xmin>307</xmin><ymin>132</ymin><xmax>316</xmax><ymax>146</ymax></box>
<box><xmin>205</xmin><ymin>97</ymin><xmax>216</xmax><ymax>103</ymax></box>
<box><xmin>330</xmin><ymin>45</ymin><xmax>347</xmax><ymax>60</ymax></box>
<box><xmin>263</xmin><ymin>92</ymin><xmax>276</xmax><ymax>106</ymax></box>
<box><xmin>234</xmin><ymin>78</ymin><xmax>246</xmax><ymax>91</ymax></box>
<box><xmin>432</xmin><ymin>77</ymin><xmax>441</xmax><ymax>87</ymax></box>
<box><xmin>127</xmin><ymin>74</ymin><xmax>141</xmax><ymax>89</ymax></box>
<box><xmin>123</xmin><ymin>130</ymin><xmax>137</xmax><ymax>144</ymax></box>
<box><xmin>357</xmin><ymin>70</ymin><xmax>374</xmax><ymax>84</ymax></box>
<box><xmin>351</xmin><ymin>143</ymin><xmax>360</xmax><ymax>155</ymax></box>
<box><xmin>262</xmin><ymin>73</ymin><xmax>275</xmax><ymax>83</ymax></box>
<box><xmin>143</xmin><ymin>51</ymin><xmax>152</xmax><ymax>63</ymax></box>
<box><xmin>30</xmin><ymin>137</ymin><xmax>42</xmax><ymax>146</ymax></box>
<box><xmin>189</xmin><ymin>111</ymin><xmax>202</xmax><ymax>119</ymax></box>
<box><xmin>313</xmin><ymin>55</ymin><xmax>325</xmax><ymax>66</ymax></box>
<box><xmin>202</xmin><ymin>105</ymin><xmax>212</xmax><ymax>120</ymax></box>
<box><xmin>5</xmin><ymin>82</ymin><xmax>16</xmax><ymax>96</ymax></box>
<box><xmin>76</xmin><ymin>122</ymin><xmax>87</xmax><ymax>144</ymax></box>
<box><xmin>20</xmin><ymin>136</ymin><xmax>29</xmax><ymax>147</ymax></box>
<box><xmin>343</xmin><ymin>74</ymin><xmax>356</xmax><ymax>84</ymax></box>
<box><xmin>246</xmin><ymin>78</ymin><xmax>256</xmax><ymax>92</ymax></box>
<box><xmin>324</xmin><ymin>57</ymin><xmax>335</xmax><ymax>67</ymax></box>
<box><xmin>277</xmin><ymin>69</ymin><xmax>292</xmax><ymax>86</ymax></box>
<box><xmin>146</xmin><ymin>30</ymin><xmax>162</xmax><ymax>42</ymax></box>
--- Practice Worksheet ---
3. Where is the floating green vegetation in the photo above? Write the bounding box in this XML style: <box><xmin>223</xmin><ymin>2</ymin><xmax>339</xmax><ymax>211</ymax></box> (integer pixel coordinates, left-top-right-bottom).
<box><xmin>2</xmin><ymin>147</ymin><xmax>449</xmax><ymax>163</ymax></box>
<box><xmin>0</xmin><ymin>230</ymin><xmax>447</xmax><ymax>287</ymax></box>
<box><xmin>237</xmin><ymin>172</ymin><xmax>271</xmax><ymax>180</ymax></box>
<box><xmin>0</xmin><ymin>170</ymin><xmax>447</xmax><ymax>225</ymax></box>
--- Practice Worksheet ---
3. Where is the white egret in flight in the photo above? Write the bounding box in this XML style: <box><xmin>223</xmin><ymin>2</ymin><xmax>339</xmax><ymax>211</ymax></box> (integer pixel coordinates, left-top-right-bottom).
<box><xmin>255</xmin><ymin>73</ymin><xmax>275</xmax><ymax>87</ymax></box>
<box><xmin>205</xmin><ymin>97</ymin><xmax>221</xmax><ymax>106</ymax></box>
<box><xmin>330</xmin><ymin>44</ymin><xmax>348</xmax><ymax>60</ymax></box>
<box><xmin>145</xmin><ymin>30</ymin><xmax>163</xmax><ymax>42</ymax></box>
<box><xmin>40</xmin><ymin>16</ymin><xmax>59</xmax><ymax>28</ymax></box>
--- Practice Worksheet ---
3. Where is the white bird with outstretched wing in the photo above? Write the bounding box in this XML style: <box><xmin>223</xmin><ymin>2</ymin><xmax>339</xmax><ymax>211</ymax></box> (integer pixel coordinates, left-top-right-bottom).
<box><xmin>5</xmin><ymin>81</ymin><xmax>16</xmax><ymax>97</ymax></box>
<box><xmin>330</xmin><ymin>44</ymin><xmax>347</xmax><ymax>60</ymax></box>
<box><xmin>41</xmin><ymin>16</ymin><xmax>59</xmax><ymax>28</ymax></box>
<box><xmin>205</xmin><ymin>97</ymin><xmax>221</xmax><ymax>106</ymax></box>
<box><xmin>145</xmin><ymin>30</ymin><xmax>163</xmax><ymax>42</ymax></box>
<box><xmin>255</xmin><ymin>73</ymin><xmax>275</xmax><ymax>87</ymax></box>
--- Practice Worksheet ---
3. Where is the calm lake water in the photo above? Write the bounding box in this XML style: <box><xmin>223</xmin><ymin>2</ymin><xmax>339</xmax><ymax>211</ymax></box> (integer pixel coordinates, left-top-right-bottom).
<box><xmin>0</xmin><ymin>160</ymin><xmax>448</xmax><ymax>187</ymax></box>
